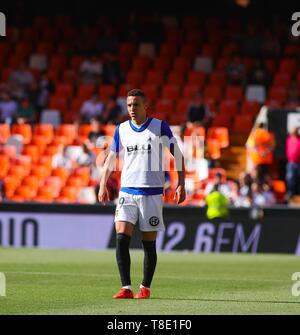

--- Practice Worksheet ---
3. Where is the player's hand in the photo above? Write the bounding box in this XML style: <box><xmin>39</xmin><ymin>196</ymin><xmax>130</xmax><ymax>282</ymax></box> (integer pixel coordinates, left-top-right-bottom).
<box><xmin>98</xmin><ymin>186</ymin><xmax>110</xmax><ymax>204</ymax></box>
<box><xmin>174</xmin><ymin>184</ymin><xmax>186</xmax><ymax>204</ymax></box>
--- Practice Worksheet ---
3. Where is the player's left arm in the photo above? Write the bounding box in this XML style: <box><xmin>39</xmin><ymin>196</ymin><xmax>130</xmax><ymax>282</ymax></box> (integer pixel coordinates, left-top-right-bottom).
<box><xmin>161</xmin><ymin>121</ymin><xmax>186</xmax><ymax>204</ymax></box>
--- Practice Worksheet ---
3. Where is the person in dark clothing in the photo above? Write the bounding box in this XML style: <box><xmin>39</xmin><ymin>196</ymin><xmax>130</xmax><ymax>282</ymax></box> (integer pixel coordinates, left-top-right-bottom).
<box><xmin>187</xmin><ymin>91</ymin><xmax>211</xmax><ymax>128</ymax></box>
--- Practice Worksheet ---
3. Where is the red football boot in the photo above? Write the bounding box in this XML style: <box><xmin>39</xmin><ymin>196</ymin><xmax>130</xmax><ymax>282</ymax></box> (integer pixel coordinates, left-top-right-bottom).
<box><xmin>135</xmin><ymin>286</ymin><xmax>150</xmax><ymax>299</ymax></box>
<box><xmin>112</xmin><ymin>288</ymin><xmax>134</xmax><ymax>299</ymax></box>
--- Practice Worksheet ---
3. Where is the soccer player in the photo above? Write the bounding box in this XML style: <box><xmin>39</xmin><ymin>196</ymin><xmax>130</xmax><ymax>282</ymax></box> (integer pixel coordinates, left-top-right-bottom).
<box><xmin>98</xmin><ymin>89</ymin><xmax>186</xmax><ymax>299</ymax></box>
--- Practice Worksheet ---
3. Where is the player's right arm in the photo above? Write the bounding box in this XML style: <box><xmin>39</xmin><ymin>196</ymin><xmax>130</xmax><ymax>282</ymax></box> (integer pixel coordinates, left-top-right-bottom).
<box><xmin>98</xmin><ymin>125</ymin><xmax>122</xmax><ymax>204</ymax></box>
<box><xmin>98</xmin><ymin>150</ymin><xmax>117</xmax><ymax>203</ymax></box>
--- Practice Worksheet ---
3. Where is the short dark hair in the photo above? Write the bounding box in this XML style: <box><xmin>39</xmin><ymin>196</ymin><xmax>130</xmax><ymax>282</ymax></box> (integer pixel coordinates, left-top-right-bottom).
<box><xmin>127</xmin><ymin>89</ymin><xmax>146</xmax><ymax>101</ymax></box>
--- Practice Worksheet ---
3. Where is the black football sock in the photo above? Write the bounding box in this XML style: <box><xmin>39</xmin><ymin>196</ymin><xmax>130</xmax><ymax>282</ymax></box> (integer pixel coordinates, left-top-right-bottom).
<box><xmin>141</xmin><ymin>240</ymin><xmax>157</xmax><ymax>288</ymax></box>
<box><xmin>116</xmin><ymin>233</ymin><xmax>131</xmax><ymax>287</ymax></box>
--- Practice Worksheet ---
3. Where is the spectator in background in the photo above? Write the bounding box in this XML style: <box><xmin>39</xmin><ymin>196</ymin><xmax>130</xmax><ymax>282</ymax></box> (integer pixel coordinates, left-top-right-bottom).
<box><xmin>87</xmin><ymin>118</ymin><xmax>106</xmax><ymax>145</ymax></box>
<box><xmin>247</xmin><ymin>123</ymin><xmax>276</xmax><ymax>183</ymax></box>
<box><xmin>8</xmin><ymin>62</ymin><xmax>35</xmax><ymax>100</ymax></box>
<box><xmin>34</xmin><ymin>71</ymin><xmax>54</xmax><ymax>113</ymax></box>
<box><xmin>187</xmin><ymin>91</ymin><xmax>212</xmax><ymax>129</ymax></box>
<box><xmin>227</xmin><ymin>55</ymin><xmax>246</xmax><ymax>86</ymax></box>
<box><xmin>248</xmin><ymin>59</ymin><xmax>271</xmax><ymax>88</ymax></box>
<box><xmin>286</xmin><ymin>127</ymin><xmax>300</xmax><ymax>200</ymax></box>
<box><xmin>0</xmin><ymin>92</ymin><xmax>17</xmax><ymax>124</ymax></box>
<box><xmin>238</xmin><ymin>172</ymin><xmax>253</xmax><ymax>197</ymax></box>
<box><xmin>251</xmin><ymin>182</ymin><xmax>276</xmax><ymax>206</ymax></box>
<box><xmin>80</xmin><ymin>93</ymin><xmax>104</xmax><ymax>123</ymax></box>
<box><xmin>102</xmin><ymin>52</ymin><xmax>123</xmax><ymax>85</ymax></box>
<box><xmin>77</xmin><ymin>142</ymin><xmax>97</xmax><ymax>167</ymax></box>
<box><xmin>102</xmin><ymin>96</ymin><xmax>123</xmax><ymax>124</ymax></box>
<box><xmin>205</xmin><ymin>183</ymin><xmax>230</xmax><ymax>220</ymax></box>
<box><xmin>52</xmin><ymin>145</ymin><xmax>73</xmax><ymax>170</ymax></box>
<box><xmin>204</xmin><ymin>172</ymin><xmax>231</xmax><ymax>199</ymax></box>
<box><xmin>15</xmin><ymin>98</ymin><xmax>36</xmax><ymax>124</ymax></box>
<box><xmin>79</xmin><ymin>55</ymin><xmax>103</xmax><ymax>85</ymax></box>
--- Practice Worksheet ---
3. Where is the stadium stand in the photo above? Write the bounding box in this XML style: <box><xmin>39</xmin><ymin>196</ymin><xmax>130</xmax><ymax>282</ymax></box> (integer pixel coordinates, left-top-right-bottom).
<box><xmin>0</xmin><ymin>7</ymin><xmax>299</xmax><ymax>206</ymax></box>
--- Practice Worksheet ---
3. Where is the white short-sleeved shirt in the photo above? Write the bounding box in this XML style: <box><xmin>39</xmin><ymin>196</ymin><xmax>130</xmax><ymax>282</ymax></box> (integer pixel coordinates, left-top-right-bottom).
<box><xmin>111</xmin><ymin>117</ymin><xmax>175</xmax><ymax>196</ymax></box>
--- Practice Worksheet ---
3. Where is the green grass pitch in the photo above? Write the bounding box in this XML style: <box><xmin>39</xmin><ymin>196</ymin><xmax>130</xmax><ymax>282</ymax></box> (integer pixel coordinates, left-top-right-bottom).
<box><xmin>0</xmin><ymin>248</ymin><xmax>300</xmax><ymax>315</ymax></box>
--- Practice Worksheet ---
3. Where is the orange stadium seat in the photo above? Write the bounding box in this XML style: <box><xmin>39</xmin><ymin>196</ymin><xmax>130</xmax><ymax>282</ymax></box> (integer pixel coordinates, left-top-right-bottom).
<box><xmin>52</xmin><ymin>166</ymin><xmax>70</xmax><ymax>183</ymax></box>
<box><xmin>268</xmin><ymin>86</ymin><xmax>287</xmax><ymax>104</ymax></box>
<box><xmin>241</xmin><ymin>100</ymin><xmax>260</xmax><ymax>116</ymax></box>
<box><xmin>203</xmin><ymin>85</ymin><xmax>223</xmax><ymax>103</ymax></box>
<box><xmin>273</xmin><ymin>73</ymin><xmax>291</xmax><ymax>88</ymax></box>
<box><xmin>14</xmin><ymin>185</ymin><xmax>34</xmax><ymax>200</ymax></box>
<box><xmin>4</xmin><ymin>175</ymin><xmax>20</xmax><ymax>198</ymax></box>
<box><xmin>77</xmin><ymin>84</ymin><xmax>96</xmax><ymax>100</ymax></box>
<box><xmin>140</xmin><ymin>84</ymin><xmax>159</xmax><ymax>101</ymax></box>
<box><xmin>219</xmin><ymin>100</ymin><xmax>238</xmax><ymax>116</ymax></box>
<box><xmin>44</xmin><ymin>145</ymin><xmax>60</xmax><ymax>156</ymax></box>
<box><xmin>34</xmin><ymin>124</ymin><xmax>54</xmax><ymax>144</ymax></box>
<box><xmin>145</xmin><ymin>70</ymin><xmax>165</xmax><ymax>86</ymax></box>
<box><xmin>73</xmin><ymin>167</ymin><xmax>91</xmax><ymax>187</ymax></box>
<box><xmin>211</xmin><ymin>114</ymin><xmax>232</xmax><ymax>128</ymax></box>
<box><xmin>232</xmin><ymin>115</ymin><xmax>254</xmax><ymax>134</ymax></box>
<box><xmin>180</xmin><ymin>44</ymin><xmax>198</xmax><ymax>58</ymax></box>
<box><xmin>31</xmin><ymin>135</ymin><xmax>48</xmax><ymax>155</ymax></box>
<box><xmin>119</xmin><ymin>42</ymin><xmax>137</xmax><ymax>57</ymax></box>
<box><xmin>54</xmin><ymin>83</ymin><xmax>73</xmax><ymax>99</ymax></box>
<box><xmin>207</xmin><ymin>127</ymin><xmax>229</xmax><ymax>148</ymax></box>
<box><xmin>173</xmin><ymin>57</ymin><xmax>191</xmax><ymax>72</ymax></box>
<box><xmin>182</xmin><ymin>85</ymin><xmax>200</xmax><ymax>99</ymax></box>
<box><xmin>66</xmin><ymin>176</ymin><xmax>83</xmax><ymax>188</ymax></box>
<box><xmin>22</xmin><ymin>145</ymin><xmax>39</xmax><ymax>163</ymax></box>
<box><xmin>11</xmin><ymin>124</ymin><xmax>32</xmax><ymax>144</ymax></box>
<box><xmin>0</xmin><ymin>155</ymin><xmax>10</xmax><ymax>178</ymax></box>
<box><xmin>126</xmin><ymin>71</ymin><xmax>145</xmax><ymax>87</ymax></box>
<box><xmin>187</xmin><ymin>71</ymin><xmax>206</xmax><ymax>87</ymax></box>
<box><xmin>159</xmin><ymin>43</ymin><xmax>178</xmax><ymax>58</ymax></box>
<box><xmin>165</xmin><ymin>30</ymin><xmax>183</xmax><ymax>44</ymax></box>
<box><xmin>98</xmin><ymin>85</ymin><xmax>117</xmax><ymax>100</ymax></box>
<box><xmin>155</xmin><ymin>99</ymin><xmax>174</xmax><ymax>118</ymax></box>
<box><xmin>131</xmin><ymin>56</ymin><xmax>152</xmax><ymax>72</ymax></box>
<box><xmin>48</xmin><ymin>97</ymin><xmax>69</xmax><ymax>114</ymax></box>
<box><xmin>207</xmin><ymin>139</ymin><xmax>221</xmax><ymax>160</ymax></box>
<box><xmin>14</xmin><ymin>155</ymin><xmax>32</xmax><ymax>175</ymax></box>
<box><xmin>278</xmin><ymin>59</ymin><xmax>298</xmax><ymax>74</ymax></box>
<box><xmin>161</xmin><ymin>85</ymin><xmax>181</xmax><ymax>100</ymax></box>
<box><xmin>44</xmin><ymin>176</ymin><xmax>63</xmax><ymax>197</ymax></box>
<box><xmin>56</xmin><ymin>124</ymin><xmax>77</xmax><ymax>145</ymax></box>
<box><xmin>22</xmin><ymin>175</ymin><xmax>40</xmax><ymax>191</ymax></box>
<box><xmin>225</xmin><ymin>86</ymin><xmax>244</xmax><ymax>102</ymax></box>
<box><xmin>31</xmin><ymin>164</ymin><xmax>51</xmax><ymax>181</ymax></box>
<box><xmin>153</xmin><ymin>56</ymin><xmax>172</xmax><ymax>73</ymax></box>
<box><xmin>0</xmin><ymin>124</ymin><xmax>10</xmax><ymax>144</ymax></box>
<box><xmin>60</xmin><ymin>186</ymin><xmax>78</xmax><ymax>202</ymax></box>
<box><xmin>167</xmin><ymin>71</ymin><xmax>186</xmax><ymax>86</ymax></box>
<box><xmin>36</xmin><ymin>185</ymin><xmax>55</xmax><ymax>200</ymax></box>
<box><xmin>8</xmin><ymin>164</ymin><xmax>27</xmax><ymax>180</ymax></box>
<box><xmin>38</xmin><ymin>155</ymin><xmax>53</xmax><ymax>170</ymax></box>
